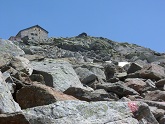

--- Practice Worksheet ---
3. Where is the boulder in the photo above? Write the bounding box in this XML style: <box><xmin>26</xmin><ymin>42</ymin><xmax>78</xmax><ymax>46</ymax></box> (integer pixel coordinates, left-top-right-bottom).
<box><xmin>139</xmin><ymin>64</ymin><xmax>165</xmax><ymax>80</ymax></box>
<box><xmin>144</xmin><ymin>90</ymin><xmax>165</xmax><ymax>101</ymax></box>
<box><xmin>159</xmin><ymin>115</ymin><xmax>165</xmax><ymax>124</ymax></box>
<box><xmin>75</xmin><ymin>67</ymin><xmax>97</xmax><ymax>84</ymax></box>
<box><xmin>127</xmin><ymin>62</ymin><xmax>142</xmax><ymax>74</ymax></box>
<box><xmin>24</xmin><ymin>54</ymin><xmax>44</xmax><ymax>61</ymax></box>
<box><xmin>104</xmin><ymin>63</ymin><xmax>116</xmax><ymax>80</ymax></box>
<box><xmin>0</xmin><ymin>112</ymin><xmax>29</xmax><ymax>124</ymax></box>
<box><xmin>90</xmin><ymin>66</ymin><xmax>106</xmax><ymax>80</ymax></box>
<box><xmin>11</xmin><ymin>56</ymin><xmax>33</xmax><ymax>75</ymax></box>
<box><xmin>139</xmin><ymin>79</ymin><xmax>156</xmax><ymax>92</ymax></box>
<box><xmin>16</xmin><ymin>83</ymin><xmax>77</xmax><ymax>109</ymax></box>
<box><xmin>155</xmin><ymin>78</ymin><xmax>165</xmax><ymax>89</ymax></box>
<box><xmin>0</xmin><ymin>53</ymin><xmax>12</xmax><ymax>68</ymax></box>
<box><xmin>0</xmin><ymin>71</ymin><xmax>21</xmax><ymax>114</ymax></box>
<box><xmin>31</xmin><ymin>59</ymin><xmax>87</xmax><ymax>92</ymax></box>
<box><xmin>64</xmin><ymin>87</ymin><xmax>118</xmax><ymax>101</ymax></box>
<box><xmin>0</xmin><ymin>39</ymin><xmax>25</xmax><ymax>56</ymax></box>
<box><xmin>23</xmin><ymin>100</ymin><xmax>158</xmax><ymax>124</ymax></box>
<box><xmin>139</xmin><ymin>100</ymin><xmax>165</xmax><ymax>110</ymax></box>
<box><xmin>125</xmin><ymin>78</ymin><xmax>147</xmax><ymax>93</ymax></box>
<box><xmin>150</xmin><ymin>106</ymin><xmax>165</xmax><ymax>121</ymax></box>
<box><xmin>96</xmin><ymin>81</ymin><xmax>139</xmax><ymax>97</ymax></box>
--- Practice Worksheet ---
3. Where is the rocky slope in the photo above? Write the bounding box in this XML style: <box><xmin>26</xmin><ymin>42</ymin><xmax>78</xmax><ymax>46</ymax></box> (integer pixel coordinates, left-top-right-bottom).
<box><xmin>0</xmin><ymin>34</ymin><xmax>165</xmax><ymax>124</ymax></box>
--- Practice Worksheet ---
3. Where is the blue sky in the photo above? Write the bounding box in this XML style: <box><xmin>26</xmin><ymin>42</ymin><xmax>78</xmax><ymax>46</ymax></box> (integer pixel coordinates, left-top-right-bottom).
<box><xmin>0</xmin><ymin>1</ymin><xmax>165</xmax><ymax>52</ymax></box>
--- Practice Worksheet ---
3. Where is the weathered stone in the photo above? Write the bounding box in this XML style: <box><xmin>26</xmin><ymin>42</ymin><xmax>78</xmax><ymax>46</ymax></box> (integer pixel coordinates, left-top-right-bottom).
<box><xmin>139</xmin><ymin>100</ymin><xmax>165</xmax><ymax>110</ymax></box>
<box><xmin>116</xmin><ymin>72</ymin><xmax>127</xmax><ymax>78</ymax></box>
<box><xmin>0</xmin><ymin>72</ymin><xmax>21</xmax><ymax>114</ymax></box>
<box><xmin>96</xmin><ymin>81</ymin><xmax>139</xmax><ymax>97</ymax></box>
<box><xmin>31</xmin><ymin>59</ymin><xmax>87</xmax><ymax>92</ymax></box>
<box><xmin>64</xmin><ymin>87</ymin><xmax>118</xmax><ymax>101</ymax></box>
<box><xmin>75</xmin><ymin>67</ymin><xmax>97</xmax><ymax>84</ymax></box>
<box><xmin>144</xmin><ymin>90</ymin><xmax>165</xmax><ymax>101</ymax></box>
<box><xmin>0</xmin><ymin>39</ymin><xmax>25</xmax><ymax>56</ymax></box>
<box><xmin>30</xmin><ymin>74</ymin><xmax>45</xmax><ymax>84</ymax></box>
<box><xmin>16</xmin><ymin>83</ymin><xmax>77</xmax><ymax>109</ymax></box>
<box><xmin>139</xmin><ymin>64</ymin><xmax>165</xmax><ymax>80</ymax></box>
<box><xmin>159</xmin><ymin>115</ymin><xmax>165</xmax><ymax>124</ymax></box>
<box><xmin>11</xmin><ymin>56</ymin><xmax>33</xmax><ymax>75</ymax></box>
<box><xmin>23</xmin><ymin>100</ymin><xmax>158</xmax><ymax>124</ymax></box>
<box><xmin>0</xmin><ymin>112</ymin><xmax>29</xmax><ymax>124</ymax></box>
<box><xmin>143</xmin><ymin>79</ymin><xmax>156</xmax><ymax>92</ymax></box>
<box><xmin>90</xmin><ymin>66</ymin><xmax>106</xmax><ymax>80</ymax></box>
<box><xmin>0</xmin><ymin>53</ymin><xmax>12</xmax><ymax>68</ymax></box>
<box><xmin>127</xmin><ymin>62</ymin><xmax>142</xmax><ymax>74</ymax></box>
<box><xmin>125</xmin><ymin>78</ymin><xmax>147</xmax><ymax>93</ymax></box>
<box><xmin>24</xmin><ymin>54</ymin><xmax>44</xmax><ymax>61</ymax></box>
<box><xmin>155</xmin><ymin>78</ymin><xmax>165</xmax><ymax>88</ymax></box>
<box><xmin>104</xmin><ymin>63</ymin><xmax>116</xmax><ymax>80</ymax></box>
<box><xmin>150</xmin><ymin>106</ymin><xmax>165</xmax><ymax>121</ymax></box>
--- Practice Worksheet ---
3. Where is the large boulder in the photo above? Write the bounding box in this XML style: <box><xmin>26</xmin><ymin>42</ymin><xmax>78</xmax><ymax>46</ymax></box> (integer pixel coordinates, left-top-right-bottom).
<box><xmin>96</xmin><ymin>81</ymin><xmax>139</xmax><ymax>97</ymax></box>
<box><xmin>31</xmin><ymin>59</ymin><xmax>88</xmax><ymax>92</ymax></box>
<box><xmin>0</xmin><ymin>53</ymin><xmax>12</xmax><ymax>68</ymax></box>
<box><xmin>10</xmin><ymin>56</ymin><xmax>33</xmax><ymax>75</ymax></box>
<box><xmin>155</xmin><ymin>78</ymin><xmax>165</xmax><ymax>89</ymax></box>
<box><xmin>0</xmin><ymin>71</ymin><xmax>21</xmax><ymax>114</ymax></box>
<box><xmin>127</xmin><ymin>62</ymin><xmax>142</xmax><ymax>74</ymax></box>
<box><xmin>23</xmin><ymin>100</ymin><xmax>158</xmax><ymax>124</ymax></box>
<box><xmin>64</xmin><ymin>87</ymin><xmax>118</xmax><ymax>101</ymax></box>
<box><xmin>16</xmin><ymin>83</ymin><xmax>77</xmax><ymax>109</ymax></box>
<box><xmin>139</xmin><ymin>64</ymin><xmax>165</xmax><ymax>80</ymax></box>
<box><xmin>144</xmin><ymin>90</ymin><xmax>165</xmax><ymax>101</ymax></box>
<box><xmin>75</xmin><ymin>67</ymin><xmax>97</xmax><ymax>84</ymax></box>
<box><xmin>0</xmin><ymin>39</ymin><xmax>25</xmax><ymax>56</ymax></box>
<box><xmin>124</xmin><ymin>78</ymin><xmax>147</xmax><ymax>93</ymax></box>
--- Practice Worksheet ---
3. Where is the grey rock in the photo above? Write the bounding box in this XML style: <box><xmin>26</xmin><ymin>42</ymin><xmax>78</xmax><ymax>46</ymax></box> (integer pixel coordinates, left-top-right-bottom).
<box><xmin>96</xmin><ymin>81</ymin><xmax>139</xmax><ymax>97</ymax></box>
<box><xmin>149</xmin><ymin>106</ymin><xmax>165</xmax><ymax>121</ymax></box>
<box><xmin>139</xmin><ymin>64</ymin><xmax>165</xmax><ymax>80</ymax></box>
<box><xmin>23</xmin><ymin>100</ymin><xmax>158</xmax><ymax>124</ymax></box>
<box><xmin>0</xmin><ymin>53</ymin><xmax>12</xmax><ymax>68</ymax></box>
<box><xmin>159</xmin><ymin>115</ymin><xmax>165</xmax><ymax>124</ymax></box>
<box><xmin>75</xmin><ymin>67</ymin><xmax>97</xmax><ymax>84</ymax></box>
<box><xmin>127</xmin><ymin>62</ymin><xmax>142</xmax><ymax>74</ymax></box>
<box><xmin>90</xmin><ymin>66</ymin><xmax>106</xmax><ymax>80</ymax></box>
<box><xmin>11</xmin><ymin>56</ymin><xmax>33</xmax><ymax>75</ymax></box>
<box><xmin>31</xmin><ymin>59</ymin><xmax>88</xmax><ymax>92</ymax></box>
<box><xmin>0</xmin><ymin>71</ymin><xmax>21</xmax><ymax>114</ymax></box>
<box><xmin>155</xmin><ymin>78</ymin><xmax>165</xmax><ymax>89</ymax></box>
<box><xmin>125</xmin><ymin>78</ymin><xmax>147</xmax><ymax>93</ymax></box>
<box><xmin>64</xmin><ymin>87</ymin><xmax>118</xmax><ymax>101</ymax></box>
<box><xmin>144</xmin><ymin>90</ymin><xmax>165</xmax><ymax>101</ymax></box>
<box><xmin>0</xmin><ymin>39</ymin><xmax>25</xmax><ymax>56</ymax></box>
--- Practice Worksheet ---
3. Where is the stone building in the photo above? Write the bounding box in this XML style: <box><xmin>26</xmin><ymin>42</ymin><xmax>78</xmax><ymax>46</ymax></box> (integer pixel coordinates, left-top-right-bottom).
<box><xmin>9</xmin><ymin>25</ymin><xmax>48</xmax><ymax>41</ymax></box>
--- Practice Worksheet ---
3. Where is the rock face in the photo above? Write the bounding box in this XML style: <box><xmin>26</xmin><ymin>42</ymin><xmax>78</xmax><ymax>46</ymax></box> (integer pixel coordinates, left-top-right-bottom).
<box><xmin>0</xmin><ymin>72</ymin><xmax>21</xmax><ymax>114</ymax></box>
<box><xmin>23</xmin><ymin>100</ymin><xmax>158</xmax><ymax>124</ymax></box>
<box><xmin>0</xmin><ymin>39</ymin><xmax>24</xmax><ymax>56</ymax></box>
<box><xmin>31</xmin><ymin>59</ymin><xmax>85</xmax><ymax>92</ymax></box>
<box><xmin>1</xmin><ymin>35</ymin><xmax>165</xmax><ymax>123</ymax></box>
